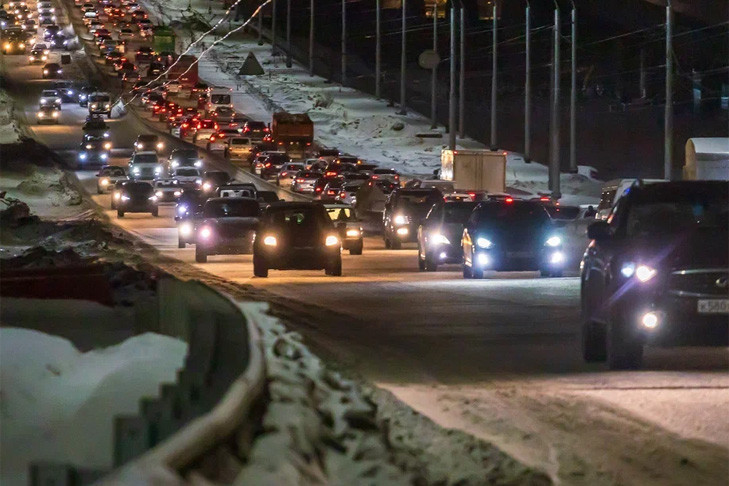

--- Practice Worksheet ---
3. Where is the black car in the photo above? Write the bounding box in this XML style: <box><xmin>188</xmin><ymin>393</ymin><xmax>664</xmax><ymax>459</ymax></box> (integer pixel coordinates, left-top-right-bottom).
<box><xmin>77</xmin><ymin>85</ymin><xmax>96</xmax><ymax>107</ymax></box>
<box><xmin>78</xmin><ymin>139</ymin><xmax>110</xmax><ymax>165</ymax></box>
<box><xmin>201</xmin><ymin>170</ymin><xmax>231</xmax><ymax>193</ymax></box>
<box><xmin>53</xmin><ymin>81</ymin><xmax>76</xmax><ymax>102</ymax></box>
<box><xmin>175</xmin><ymin>189</ymin><xmax>206</xmax><ymax>248</ymax></box>
<box><xmin>134</xmin><ymin>134</ymin><xmax>163</xmax><ymax>153</ymax></box>
<box><xmin>383</xmin><ymin>188</ymin><xmax>443</xmax><ymax>249</ymax></box>
<box><xmin>117</xmin><ymin>181</ymin><xmax>159</xmax><ymax>217</ymax></box>
<box><xmin>580</xmin><ymin>181</ymin><xmax>728</xmax><ymax>370</ymax></box>
<box><xmin>195</xmin><ymin>197</ymin><xmax>260</xmax><ymax>263</ymax></box>
<box><xmin>253</xmin><ymin>202</ymin><xmax>342</xmax><ymax>277</ymax></box>
<box><xmin>325</xmin><ymin>204</ymin><xmax>363</xmax><ymax>255</ymax></box>
<box><xmin>168</xmin><ymin>148</ymin><xmax>202</xmax><ymax>169</ymax></box>
<box><xmin>82</xmin><ymin>116</ymin><xmax>110</xmax><ymax>138</ymax></box>
<box><xmin>417</xmin><ymin>200</ymin><xmax>479</xmax><ymax>271</ymax></box>
<box><xmin>42</xmin><ymin>62</ymin><xmax>62</xmax><ymax>78</ymax></box>
<box><xmin>461</xmin><ymin>199</ymin><xmax>565</xmax><ymax>279</ymax></box>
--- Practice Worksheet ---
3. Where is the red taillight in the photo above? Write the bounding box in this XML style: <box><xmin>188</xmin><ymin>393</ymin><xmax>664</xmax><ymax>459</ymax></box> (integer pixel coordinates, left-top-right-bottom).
<box><xmin>371</xmin><ymin>175</ymin><xmax>379</xmax><ymax>179</ymax></box>
<box><xmin>339</xmin><ymin>192</ymin><xmax>346</xmax><ymax>198</ymax></box>
<box><xmin>243</xmin><ymin>127</ymin><xmax>249</xmax><ymax>132</ymax></box>
<box><xmin>505</xmin><ymin>197</ymin><xmax>514</xmax><ymax>203</ymax></box>
<box><xmin>540</xmin><ymin>196</ymin><xmax>550</xmax><ymax>202</ymax></box>
<box><xmin>315</xmin><ymin>187</ymin><xmax>322</xmax><ymax>192</ymax></box>
<box><xmin>265</xmin><ymin>162</ymin><xmax>271</xmax><ymax>168</ymax></box>
<box><xmin>263</xmin><ymin>127</ymin><xmax>270</xmax><ymax>132</ymax></box>
<box><xmin>182</xmin><ymin>123</ymin><xmax>188</xmax><ymax>128</ymax></box>
<box><xmin>281</xmin><ymin>172</ymin><xmax>287</xmax><ymax>177</ymax></box>
<box><xmin>325</xmin><ymin>171</ymin><xmax>336</xmax><ymax>177</ymax></box>
<box><xmin>394</xmin><ymin>175</ymin><xmax>400</xmax><ymax>180</ymax></box>
<box><xmin>209</xmin><ymin>136</ymin><xmax>215</xmax><ymax>141</ymax></box>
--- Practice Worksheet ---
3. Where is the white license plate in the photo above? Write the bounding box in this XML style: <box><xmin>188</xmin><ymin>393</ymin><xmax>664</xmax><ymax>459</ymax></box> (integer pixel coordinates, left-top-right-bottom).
<box><xmin>697</xmin><ymin>299</ymin><xmax>729</xmax><ymax>314</ymax></box>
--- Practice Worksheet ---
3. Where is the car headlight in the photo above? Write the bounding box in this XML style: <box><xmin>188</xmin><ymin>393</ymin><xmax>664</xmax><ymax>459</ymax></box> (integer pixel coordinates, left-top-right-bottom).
<box><xmin>325</xmin><ymin>235</ymin><xmax>339</xmax><ymax>247</ymax></box>
<box><xmin>476</xmin><ymin>237</ymin><xmax>493</xmax><ymax>249</ymax></box>
<box><xmin>91</xmin><ymin>104</ymin><xmax>98</xmax><ymax>109</ymax></box>
<box><xmin>40</xmin><ymin>99</ymin><xmax>47</xmax><ymax>104</ymax></box>
<box><xmin>202</xmin><ymin>182</ymin><xmax>212</xmax><ymax>191</ymax></box>
<box><xmin>263</xmin><ymin>235</ymin><xmax>277</xmax><ymax>246</ymax></box>
<box><xmin>345</xmin><ymin>228</ymin><xmax>361</xmax><ymax>238</ymax></box>
<box><xmin>135</xmin><ymin>142</ymin><xmax>141</xmax><ymax>148</ymax></box>
<box><xmin>52</xmin><ymin>111</ymin><xmax>59</xmax><ymax>118</ymax></box>
<box><xmin>104</xmin><ymin>142</ymin><xmax>111</xmax><ymax>150</ymax></box>
<box><xmin>100</xmin><ymin>153</ymin><xmax>108</xmax><ymax>160</ymax></box>
<box><xmin>86</xmin><ymin>144</ymin><xmax>92</xmax><ymax>149</ymax></box>
<box><xmin>393</xmin><ymin>214</ymin><xmax>408</xmax><ymax>225</ymax></box>
<box><xmin>156</xmin><ymin>142</ymin><xmax>164</xmax><ymax>149</ymax></box>
<box><xmin>199</xmin><ymin>226</ymin><xmax>212</xmax><ymax>239</ymax></box>
<box><xmin>173</xmin><ymin>190</ymin><xmax>181</xmax><ymax>197</ymax></box>
<box><xmin>154</xmin><ymin>167</ymin><xmax>162</xmax><ymax>174</ymax></box>
<box><xmin>177</xmin><ymin>204</ymin><xmax>188</xmax><ymax>215</ymax></box>
<box><xmin>545</xmin><ymin>236</ymin><xmax>562</xmax><ymax>247</ymax></box>
<box><xmin>179</xmin><ymin>222</ymin><xmax>192</xmax><ymax>236</ymax></box>
<box><xmin>194</xmin><ymin>160</ymin><xmax>202</xmax><ymax>167</ymax></box>
<box><xmin>155</xmin><ymin>190</ymin><xmax>163</xmax><ymax>197</ymax></box>
<box><xmin>79</xmin><ymin>152</ymin><xmax>87</xmax><ymax>159</ymax></box>
<box><xmin>103</xmin><ymin>132</ymin><xmax>109</xmax><ymax>138</ymax></box>
<box><xmin>43</xmin><ymin>69</ymin><xmax>48</xmax><ymax>74</ymax></box>
<box><xmin>132</xmin><ymin>167</ymin><xmax>140</xmax><ymax>174</ymax></box>
<box><xmin>171</xmin><ymin>160</ymin><xmax>179</xmax><ymax>167</ymax></box>
<box><xmin>121</xmin><ymin>194</ymin><xmax>130</xmax><ymax>201</ymax></box>
<box><xmin>621</xmin><ymin>262</ymin><xmax>657</xmax><ymax>282</ymax></box>
<box><xmin>431</xmin><ymin>233</ymin><xmax>450</xmax><ymax>245</ymax></box>
<box><xmin>149</xmin><ymin>195</ymin><xmax>158</xmax><ymax>201</ymax></box>
<box><xmin>100</xmin><ymin>178</ymin><xmax>109</xmax><ymax>186</ymax></box>
<box><xmin>195</xmin><ymin>178</ymin><xmax>202</xmax><ymax>185</ymax></box>
<box><xmin>80</xmin><ymin>94</ymin><xmax>86</xmax><ymax>100</ymax></box>
<box><xmin>104</xmin><ymin>104</ymin><xmax>110</xmax><ymax>109</ymax></box>
<box><xmin>37</xmin><ymin>112</ymin><xmax>44</xmax><ymax>117</ymax></box>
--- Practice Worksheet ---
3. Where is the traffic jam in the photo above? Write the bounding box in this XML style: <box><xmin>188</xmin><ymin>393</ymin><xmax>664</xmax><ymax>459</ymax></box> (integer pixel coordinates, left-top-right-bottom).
<box><xmin>2</xmin><ymin>0</ymin><xmax>727</xmax><ymax>372</ymax></box>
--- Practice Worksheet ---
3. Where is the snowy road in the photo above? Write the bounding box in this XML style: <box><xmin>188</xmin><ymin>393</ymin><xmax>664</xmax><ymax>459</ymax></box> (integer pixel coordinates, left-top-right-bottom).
<box><xmin>3</xmin><ymin>7</ymin><xmax>728</xmax><ymax>483</ymax></box>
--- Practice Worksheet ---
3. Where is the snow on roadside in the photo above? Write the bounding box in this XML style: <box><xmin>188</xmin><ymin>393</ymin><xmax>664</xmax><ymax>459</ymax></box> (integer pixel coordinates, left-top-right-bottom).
<box><xmin>0</xmin><ymin>328</ymin><xmax>187</xmax><ymax>486</ymax></box>
<box><xmin>137</xmin><ymin>0</ymin><xmax>601</xmax><ymax>205</ymax></box>
<box><xmin>0</xmin><ymin>89</ymin><xmax>22</xmax><ymax>144</ymax></box>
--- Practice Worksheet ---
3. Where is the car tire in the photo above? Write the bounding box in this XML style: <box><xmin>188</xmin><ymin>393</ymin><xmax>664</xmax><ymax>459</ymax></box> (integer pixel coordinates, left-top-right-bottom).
<box><xmin>97</xmin><ymin>186</ymin><xmax>102</xmax><ymax>194</ymax></box>
<box><xmin>195</xmin><ymin>247</ymin><xmax>207</xmax><ymax>263</ymax></box>
<box><xmin>224</xmin><ymin>149</ymin><xmax>229</xmax><ymax>159</ymax></box>
<box><xmin>193</xmin><ymin>135</ymin><xmax>198</xmax><ymax>143</ymax></box>
<box><xmin>349</xmin><ymin>241</ymin><xmax>363</xmax><ymax>255</ymax></box>
<box><xmin>424</xmin><ymin>252</ymin><xmax>438</xmax><ymax>272</ymax></box>
<box><xmin>471</xmin><ymin>265</ymin><xmax>484</xmax><ymax>279</ymax></box>
<box><xmin>606</xmin><ymin>311</ymin><xmax>643</xmax><ymax>370</ymax></box>
<box><xmin>206</xmin><ymin>143</ymin><xmax>210</xmax><ymax>151</ymax></box>
<box><xmin>178</xmin><ymin>239</ymin><xmax>185</xmax><ymax>249</ymax></box>
<box><xmin>117</xmin><ymin>209</ymin><xmax>124</xmax><ymax>217</ymax></box>
<box><xmin>151</xmin><ymin>207</ymin><xmax>159</xmax><ymax>217</ymax></box>
<box><xmin>253</xmin><ymin>254</ymin><xmax>268</xmax><ymax>277</ymax></box>
<box><xmin>325</xmin><ymin>257</ymin><xmax>342</xmax><ymax>276</ymax></box>
<box><xmin>111</xmin><ymin>198</ymin><xmax>117</xmax><ymax>210</ymax></box>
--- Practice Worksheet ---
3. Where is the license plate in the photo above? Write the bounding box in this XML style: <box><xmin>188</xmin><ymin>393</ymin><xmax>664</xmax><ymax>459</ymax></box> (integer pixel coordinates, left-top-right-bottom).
<box><xmin>697</xmin><ymin>299</ymin><xmax>729</xmax><ymax>314</ymax></box>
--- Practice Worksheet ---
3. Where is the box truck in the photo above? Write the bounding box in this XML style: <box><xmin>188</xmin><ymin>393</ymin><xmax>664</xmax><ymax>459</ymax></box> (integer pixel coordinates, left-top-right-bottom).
<box><xmin>440</xmin><ymin>149</ymin><xmax>506</xmax><ymax>193</ymax></box>
<box><xmin>684</xmin><ymin>138</ymin><xmax>729</xmax><ymax>180</ymax></box>
<box><xmin>271</xmin><ymin>112</ymin><xmax>314</xmax><ymax>159</ymax></box>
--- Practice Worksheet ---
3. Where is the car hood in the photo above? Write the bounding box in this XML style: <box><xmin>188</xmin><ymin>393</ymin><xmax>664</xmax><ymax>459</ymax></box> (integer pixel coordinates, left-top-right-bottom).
<box><xmin>621</xmin><ymin>229</ymin><xmax>728</xmax><ymax>270</ymax></box>
<box><xmin>205</xmin><ymin>217</ymin><xmax>259</xmax><ymax>229</ymax></box>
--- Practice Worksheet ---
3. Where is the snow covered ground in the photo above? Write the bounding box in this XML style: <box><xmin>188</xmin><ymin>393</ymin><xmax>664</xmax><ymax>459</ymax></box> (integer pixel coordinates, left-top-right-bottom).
<box><xmin>0</xmin><ymin>89</ymin><xmax>22</xmax><ymax>144</ymax></box>
<box><xmin>138</xmin><ymin>0</ymin><xmax>602</xmax><ymax>206</ymax></box>
<box><xmin>0</xmin><ymin>328</ymin><xmax>187</xmax><ymax>486</ymax></box>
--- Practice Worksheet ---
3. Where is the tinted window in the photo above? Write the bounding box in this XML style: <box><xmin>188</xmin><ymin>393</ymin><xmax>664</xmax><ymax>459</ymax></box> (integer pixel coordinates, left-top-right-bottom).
<box><xmin>442</xmin><ymin>202</ymin><xmax>478</xmax><ymax>223</ymax></box>
<box><xmin>230</xmin><ymin>138</ymin><xmax>251</xmax><ymax>145</ymax></box>
<box><xmin>125</xmin><ymin>183</ymin><xmax>153</xmax><ymax>195</ymax></box>
<box><xmin>475</xmin><ymin>203</ymin><xmax>550</xmax><ymax>228</ymax></box>
<box><xmin>175</xmin><ymin>168</ymin><xmax>199</xmax><ymax>177</ymax></box>
<box><xmin>266</xmin><ymin>207</ymin><xmax>326</xmax><ymax>229</ymax></box>
<box><xmin>396</xmin><ymin>191</ymin><xmax>442</xmax><ymax>209</ymax></box>
<box><xmin>204</xmin><ymin>199</ymin><xmax>260</xmax><ymax>218</ymax></box>
<box><xmin>138</xmin><ymin>135</ymin><xmax>157</xmax><ymax>142</ymax></box>
<box><xmin>171</xmin><ymin>149</ymin><xmax>198</xmax><ymax>159</ymax></box>
<box><xmin>210</xmin><ymin>94</ymin><xmax>231</xmax><ymax>104</ymax></box>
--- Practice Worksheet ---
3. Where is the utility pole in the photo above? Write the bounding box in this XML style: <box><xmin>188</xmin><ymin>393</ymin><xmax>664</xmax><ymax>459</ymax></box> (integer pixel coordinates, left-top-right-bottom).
<box><xmin>569</xmin><ymin>3</ymin><xmax>577</xmax><ymax>172</ymax></box>
<box><xmin>399</xmin><ymin>0</ymin><xmax>407</xmax><ymax>115</ymax></box>
<box><xmin>664</xmin><ymin>0</ymin><xmax>673</xmax><ymax>180</ymax></box>
<box><xmin>309</xmin><ymin>0</ymin><xmax>314</xmax><ymax>75</ymax></box>
<box><xmin>271</xmin><ymin>0</ymin><xmax>277</xmax><ymax>56</ymax></box>
<box><xmin>341</xmin><ymin>0</ymin><xmax>347</xmax><ymax>86</ymax></box>
<box><xmin>375</xmin><ymin>0</ymin><xmax>381</xmax><ymax>98</ymax></box>
<box><xmin>286</xmin><ymin>0</ymin><xmax>292</xmax><ymax>68</ymax></box>
<box><xmin>449</xmin><ymin>5</ymin><xmax>457</xmax><ymax>150</ymax></box>
<box><xmin>550</xmin><ymin>5</ymin><xmax>561</xmax><ymax>199</ymax></box>
<box><xmin>258</xmin><ymin>3</ymin><xmax>263</xmax><ymax>45</ymax></box>
<box><xmin>430</xmin><ymin>2</ymin><xmax>437</xmax><ymax>129</ymax></box>
<box><xmin>524</xmin><ymin>2</ymin><xmax>531</xmax><ymax>160</ymax></box>
<box><xmin>458</xmin><ymin>6</ymin><xmax>465</xmax><ymax>137</ymax></box>
<box><xmin>639</xmin><ymin>48</ymin><xmax>647</xmax><ymax>98</ymax></box>
<box><xmin>490</xmin><ymin>3</ymin><xmax>497</xmax><ymax>149</ymax></box>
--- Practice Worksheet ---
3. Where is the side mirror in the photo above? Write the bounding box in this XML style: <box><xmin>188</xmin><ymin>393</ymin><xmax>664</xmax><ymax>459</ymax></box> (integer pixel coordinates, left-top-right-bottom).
<box><xmin>587</xmin><ymin>221</ymin><xmax>611</xmax><ymax>241</ymax></box>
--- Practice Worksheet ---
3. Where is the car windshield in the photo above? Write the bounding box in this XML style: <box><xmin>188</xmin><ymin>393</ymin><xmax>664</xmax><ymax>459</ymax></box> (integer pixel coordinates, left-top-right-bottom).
<box><xmin>90</xmin><ymin>95</ymin><xmax>109</xmax><ymax>101</ymax></box>
<box><xmin>267</xmin><ymin>207</ymin><xmax>324</xmax><ymax>230</ymax></box>
<box><xmin>41</xmin><ymin>90</ymin><xmax>57</xmax><ymax>96</ymax></box>
<box><xmin>138</xmin><ymin>135</ymin><xmax>157</xmax><ymax>142</ymax></box>
<box><xmin>172</xmin><ymin>150</ymin><xmax>198</xmax><ymax>159</ymax></box>
<box><xmin>626</xmin><ymin>185</ymin><xmax>729</xmax><ymax>236</ymax></box>
<box><xmin>105</xmin><ymin>167</ymin><xmax>125</xmax><ymax>176</ymax></box>
<box><xmin>205</xmin><ymin>172</ymin><xmax>229</xmax><ymax>184</ymax></box>
<box><xmin>398</xmin><ymin>192</ymin><xmax>442</xmax><ymax>210</ymax></box>
<box><xmin>125</xmin><ymin>183</ymin><xmax>153</xmax><ymax>195</ymax></box>
<box><xmin>176</xmin><ymin>168</ymin><xmax>199</xmax><ymax>177</ymax></box>
<box><xmin>210</xmin><ymin>94</ymin><xmax>230</xmax><ymax>104</ymax></box>
<box><xmin>326</xmin><ymin>207</ymin><xmax>353</xmax><ymax>221</ymax></box>
<box><xmin>298</xmin><ymin>171</ymin><xmax>319</xmax><ymax>178</ymax></box>
<box><xmin>204</xmin><ymin>199</ymin><xmax>259</xmax><ymax>218</ymax></box>
<box><xmin>133</xmin><ymin>154</ymin><xmax>158</xmax><ymax>164</ymax></box>
<box><xmin>476</xmin><ymin>203</ymin><xmax>551</xmax><ymax>228</ymax></box>
<box><xmin>442</xmin><ymin>202</ymin><xmax>478</xmax><ymax>222</ymax></box>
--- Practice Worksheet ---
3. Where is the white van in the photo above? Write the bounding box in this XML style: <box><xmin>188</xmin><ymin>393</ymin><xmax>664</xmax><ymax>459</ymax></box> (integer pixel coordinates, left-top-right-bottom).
<box><xmin>206</xmin><ymin>87</ymin><xmax>232</xmax><ymax>114</ymax></box>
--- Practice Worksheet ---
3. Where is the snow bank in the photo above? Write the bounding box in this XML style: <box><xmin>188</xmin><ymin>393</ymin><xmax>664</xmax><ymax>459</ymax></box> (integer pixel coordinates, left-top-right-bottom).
<box><xmin>0</xmin><ymin>329</ymin><xmax>187</xmax><ymax>486</ymax></box>
<box><xmin>0</xmin><ymin>89</ymin><xmax>21</xmax><ymax>144</ymax></box>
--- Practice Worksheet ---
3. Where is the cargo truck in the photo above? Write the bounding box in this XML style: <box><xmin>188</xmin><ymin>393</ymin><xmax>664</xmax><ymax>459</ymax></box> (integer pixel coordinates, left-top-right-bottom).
<box><xmin>684</xmin><ymin>138</ymin><xmax>729</xmax><ymax>181</ymax></box>
<box><xmin>440</xmin><ymin>149</ymin><xmax>506</xmax><ymax>194</ymax></box>
<box><xmin>167</xmin><ymin>54</ymin><xmax>198</xmax><ymax>89</ymax></box>
<box><xmin>270</xmin><ymin>112</ymin><xmax>314</xmax><ymax>160</ymax></box>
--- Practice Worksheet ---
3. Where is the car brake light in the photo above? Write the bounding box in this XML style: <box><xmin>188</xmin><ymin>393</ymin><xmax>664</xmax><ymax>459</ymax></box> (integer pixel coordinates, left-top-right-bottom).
<box><xmin>281</xmin><ymin>172</ymin><xmax>287</xmax><ymax>177</ymax></box>
<box><xmin>264</xmin><ymin>162</ymin><xmax>271</xmax><ymax>167</ymax></box>
<box><xmin>339</xmin><ymin>192</ymin><xmax>346</xmax><ymax>198</ymax></box>
<box><xmin>315</xmin><ymin>187</ymin><xmax>322</xmax><ymax>192</ymax></box>
<box><xmin>325</xmin><ymin>171</ymin><xmax>336</xmax><ymax>177</ymax></box>
<box><xmin>296</xmin><ymin>178</ymin><xmax>304</xmax><ymax>183</ymax></box>
<box><xmin>540</xmin><ymin>196</ymin><xmax>550</xmax><ymax>202</ymax></box>
<box><xmin>371</xmin><ymin>175</ymin><xmax>379</xmax><ymax>179</ymax></box>
<box><xmin>505</xmin><ymin>197</ymin><xmax>514</xmax><ymax>203</ymax></box>
<box><xmin>209</xmin><ymin>135</ymin><xmax>215</xmax><ymax>141</ymax></box>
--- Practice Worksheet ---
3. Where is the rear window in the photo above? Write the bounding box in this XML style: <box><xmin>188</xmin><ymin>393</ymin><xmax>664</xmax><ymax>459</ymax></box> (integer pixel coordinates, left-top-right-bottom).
<box><xmin>204</xmin><ymin>199</ymin><xmax>260</xmax><ymax>218</ymax></box>
<box><xmin>285</xmin><ymin>164</ymin><xmax>302</xmax><ymax>170</ymax></box>
<box><xmin>230</xmin><ymin>138</ymin><xmax>251</xmax><ymax>145</ymax></box>
<box><xmin>297</xmin><ymin>171</ymin><xmax>320</xmax><ymax>178</ymax></box>
<box><xmin>200</xmin><ymin>120</ymin><xmax>215</xmax><ymax>128</ymax></box>
<box><xmin>375</xmin><ymin>168</ymin><xmax>397</xmax><ymax>175</ymax></box>
<box><xmin>265</xmin><ymin>206</ymin><xmax>326</xmax><ymax>229</ymax></box>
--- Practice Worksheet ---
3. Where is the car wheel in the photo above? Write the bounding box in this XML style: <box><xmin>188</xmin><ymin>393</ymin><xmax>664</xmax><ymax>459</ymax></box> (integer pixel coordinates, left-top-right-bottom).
<box><xmin>117</xmin><ymin>209</ymin><xmax>124</xmax><ymax>217</ymax></box>
<box><xmin>178</xmin><ymin>239</ymin><xmax>185</xmax><ymax>249</ymax></box>
<box><xmin>253</xmin><ymin>254</ymin><xmax>268</xmax><ymax>277</ymax></box>
<box><xmin>390</xmin><ymin>238</ymin><xmax>402</xmax><ymax>250</ymax></box>
<box><xmin>193</xmin><ymin>135</ymin><xmax>198</xmax><ymax>143</ymax></box>
<box><xmin>418</xmin><ymin>251</ymin><xmax>426</xmax><ymax>271</ymax></box>
<box><xmin>606</xmin><ymin>311</ymin><xmax>643</xmax><ymax>370</ymax></box>
<box><xmin>224</xmin><ymin>149</ymin><xmax>229</xmax><ymax>159</ymax></box>
<box><xmin>424</xmin><ymin>252</ymin><xmax>438</xmax><ymax>272</ymax></box>
<box><xmin>111</xmin><ymin>198</ymin><xmax>117</xmax><ymax>210</ymax></box>
<box><xmin>325</xmin><ymin>256</ymin><xmax>342</xmax><ymax>276</ymax></box>
<box><xmin>151</xmin><ymin>207</ymin><xmax>159</xmax><ymax>217</ymax></box>
<box><xmin>384</xmin><ymin>237</ymin><xmax>392</xmax><ymax>249</ymax></box>
<box><xmin>349</xmin><ymin>241</ymin><xmax>363</xmax><ymax>255</ymax></box>
<box><xmin>471</xmin><ymin>265</ymin><xmax>484</xmax><ymax>279</ymax></box>
<box><xmin>206</xmin><ymin>143</ymin><xmax>210</xmax><ymax>151</ymax></box>
<box><xmin>195</xmin><ymin>247</ymin><xmax>207</xmax><ymax>263</ymax></box>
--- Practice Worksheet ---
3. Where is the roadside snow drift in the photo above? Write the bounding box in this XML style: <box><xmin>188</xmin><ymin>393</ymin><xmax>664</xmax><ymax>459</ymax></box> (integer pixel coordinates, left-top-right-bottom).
<box><xmin>0</xmin><ymin>329</ymin><xmax>187</xmax><ymax>486</ymax></box>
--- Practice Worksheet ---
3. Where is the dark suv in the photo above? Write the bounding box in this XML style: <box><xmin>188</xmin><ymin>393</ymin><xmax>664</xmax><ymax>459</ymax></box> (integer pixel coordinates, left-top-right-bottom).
<box><xmin>382</xmin><ymin>188</ymin><xmax>442</xmax><ymax>249</ymax></box>
<box><xmin>580</xmin><ymin>181</ymin><xmax>728</xmax><ymax>369</ymax></box>
<box><xmin>417</xmin><ymin>200</ymin><xmax>478</xmax><ymax>271</ymax></box>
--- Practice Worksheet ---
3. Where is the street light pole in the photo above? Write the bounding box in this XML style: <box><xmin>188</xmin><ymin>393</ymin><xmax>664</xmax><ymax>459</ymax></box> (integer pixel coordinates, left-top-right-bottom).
<box><xmin>524</xmin><ymin>2</ymin><xmax>531</xmax><ymax>160</ymax></box>
<box><xmin>664</xmin><ymin>0</ymin><xmax>673</xmax><ymax>180</ymax></box>
<box><xmin>375</xmin><ymin>0</ymin><xmax>381</xmax><ymax>98</ymax></box>
<box><xmin>309</xmin><ymin>0</ymin><xmax>314</xmax><ymax>75</ymax></box>
<box><xmin>341</xmin><ymin>0</ymin><xmax>347</xmax><ymax>86</ymax></box>
<box><xmin>549</xmin><ymin>5</ymin><xmax>561</xmax><ymax>199</ymax></box>
<box><xmin>490</xmin><ymin>3</ymin><xmax>497</xmax><ymax>149</ymax></box>
<box><xmin>458</xmin><ymin>6</ymin><xmax>465</xmax><ymax>138</ymax></box>
<box><xmin>449</xmin><ymin>5</ymin><xmax>457</xmax><ymax>150</ymax></box>
<box><xmin>258</xmin><ymin>3</ymin><xmax>263</xmax><ymax>45</ymax></box>
<box><xmin>430</xmin><ymin>2</ymin><xmax>437</xmax><ymax>129</ymax></box>
<box><xmin>286</xmin><ymin>0</ymin><xmax>292</xmax><ymax>68</ymax></box>
<box><xmin>569</xmin><ymin>4</ymin><xmax>577</xmax><ymax>172</ymax></box>
<box><xmin>399</xmin><ymin>0</ymin><xmax>407</xmax><ymax>114</ymax></box>
<box><xmin>271</xmin><ymin>0</ymin><xmax>277</xmax><ymax>56</ymax></box>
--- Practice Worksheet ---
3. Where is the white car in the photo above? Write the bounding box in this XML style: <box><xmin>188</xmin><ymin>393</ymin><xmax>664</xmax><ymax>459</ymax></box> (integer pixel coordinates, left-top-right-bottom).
<box><xmin>225</xmin><ymin>136</ymin><xmax>254</xmax><ymax>159</ymax></box>
<box><xmin>171</xmin><ymin>167</ymin><xmax>202</xmax><ymax>185</ymax></box>
<box><xmin>39</xmin><ymin>89</ymin><xmax>62</xmax><ymax>108</ymax></box>
<box><xmin>129</xmin><ymin>151</ymin><xmax>162</xmax><ymax>180</ymax></box>
<box><xmin>96</xmin><ymin>165</ymin><xmax>128</xmax><ymax>193</ymax></box>
<box><xmin>276</xmin><ymin>163</ymin><xmax>305</xmax><ymax>187</ymax></box>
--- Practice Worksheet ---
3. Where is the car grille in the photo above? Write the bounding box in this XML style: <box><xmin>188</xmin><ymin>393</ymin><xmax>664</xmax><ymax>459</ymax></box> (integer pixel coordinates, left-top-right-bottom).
<box><xmin>669</xmin><ymin>269</ymin><xmax>729</xmax><ymax>297</ymax></box>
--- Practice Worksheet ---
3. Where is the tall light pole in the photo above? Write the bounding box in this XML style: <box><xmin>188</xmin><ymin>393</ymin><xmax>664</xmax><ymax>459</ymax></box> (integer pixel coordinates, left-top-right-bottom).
<box><xmin>399</xmin><ymin>0</ymin><xmax>407</xmax><ymax>114</ymax></box>
<box><xmin>285</xmin><ymin>0</ymin><xmax>292</xmax><ymax>67</ymax></box>
<box><xmin>341</xmin><ymin>0</ymin><xmax>347</xmax><ymax>86</ymax></box>
<box><xmin>309</xmin><ymin>0</ymin><xmax>314</xmax><ymax>75</ymax></box>
<box><xmin>449</xmin><ymin>5</ymin><xmax>457</xmax><ymax>150</ymax></box>
<box><xmin>569</xmin><ymin>3</ymin><xmax>577</xmax><ymax>172</ymax></box>
<box><xmin>258</xmin><ymin>3</ymin><xmax>263</xmax><ymax>45</ymax></box>
<box><xmin>524</xmin><ymin>2</ymin><xmax>531</xmax><ymax>160</ymax></box>
<box><xmin>490</xmin><ymin>3</ymin><xmax>497</xmax><ymax>149</ymax></box>
<box><xmin>458</xmin><ymin>6</ymin><xmax>465</xmax><ymax>138</ymax></box>
<box><xmin>549</xmin><ymin>5</ymin><xmax>561</xmax><ymax>199</ymax></box>
<box><xmin>664</xmin><ymin>0</ymin><xmax>673</xmax><ymax>180</ymax></box>
<box><xmin>271</xmin><ymin>0</ymin><xmax>277</xmax><ymax>56</ymax></box>
<box><xmin>430</xmin><ymin>2</ymin><xmax>437</xmax><ymax>129</ymax></box>
<box><xmin>375</xmin><ymin>0</ymin><xmax>381</xmax><ymax>98</ymax></box>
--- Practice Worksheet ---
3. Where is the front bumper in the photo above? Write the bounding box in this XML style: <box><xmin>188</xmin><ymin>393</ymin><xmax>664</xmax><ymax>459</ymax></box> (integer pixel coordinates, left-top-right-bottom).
<box><xmin>426</xmin><ymin>243</ymin><xmax>463</xmax><ymax>264</ymax></box>
<box><xmin>119</xmin><ymin>202</ymin><xmax>156</xmax><ymax>213</ymax></box>
<box><xmin>472</xmin><ymin>247</ymin><xmax>565</xmax><ymax>272</ymax></box>
<box><xmin>257</xmin><ymin>246</ymin><xmax>339</xmax><ymax>270</ymax></box>
<box><xmin>198</xmin><ymin>232</ymin><xmax>256</xmax><ymax>255</ymax></box>
<box><xmin>390</xmin><ymin>223</ymin><xmax>418</xmax><ymax>243</ymax></box>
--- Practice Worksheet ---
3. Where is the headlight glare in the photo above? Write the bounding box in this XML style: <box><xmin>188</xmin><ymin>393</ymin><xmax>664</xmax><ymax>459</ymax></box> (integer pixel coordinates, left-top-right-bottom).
<box><xmin>345</xmin><ymin>229</ymin><xmax>360</xmax><ymax>238</ymax></box>
<box><xmin>476</xmin><ymin>237</ymin><xmax>493</xmax><ymax>249</ymax></box>
<box><xmin>393</xmin><ymin>214</ymin><xmax>408</xmax><ymax>226</ymax></box>
<box><xmin>431</xmin><ymin>233</ymin><xmax>450</xmax><ymax>245</ymax></box>
<box><xmin>635</xmin><ymin>265</ymin><xmax>657</xmax><ymax>282</ymax></box>
<box><xmin>263</xmin><ymin>235</ymin><xmax>277</xmax><ymax>246</ymax></box>
<box><xmin>545</xmin><ymin>236</ymin><xmax>562</xmax><ymax>247</ymax></box>
<box><xmin>325</xmin><ymin>235</ymin><xmax>339</xmax><ymax>247</ymax></box>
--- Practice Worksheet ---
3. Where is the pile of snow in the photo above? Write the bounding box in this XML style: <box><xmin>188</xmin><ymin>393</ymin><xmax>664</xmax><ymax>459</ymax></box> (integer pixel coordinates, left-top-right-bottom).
<box><xmin>0</xmin><ymin>89</ymin><xmax>21</xmax><ymax>144</ymax></box>
<box><xmin>136</xmin><ymin>0</ymin><xmax>601</xmax><ymax>204</ymax></box>
<box><xmin>0</xmin><ymin>329</ymin><xmax>187</xmax><ymax>486</ymax></box>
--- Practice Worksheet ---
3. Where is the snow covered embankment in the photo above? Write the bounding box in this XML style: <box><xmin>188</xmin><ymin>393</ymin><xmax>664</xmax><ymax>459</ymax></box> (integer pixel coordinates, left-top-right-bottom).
<box><xmin>0</xmin><ymin>88</ymin><xmax>22</xmax><ymax>144</ymax></box>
